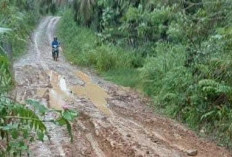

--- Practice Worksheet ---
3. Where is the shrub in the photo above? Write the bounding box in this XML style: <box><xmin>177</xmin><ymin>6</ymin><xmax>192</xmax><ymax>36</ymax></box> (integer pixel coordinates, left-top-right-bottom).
<box><xmin>58</xmin><ymin>10</ymin><xmax>141</xmax><ymax>73</ymax></box>
<box><xmin>61</xmin><ymin>0</ymin><xmax>232</xmax><ymax>148</ymax></box>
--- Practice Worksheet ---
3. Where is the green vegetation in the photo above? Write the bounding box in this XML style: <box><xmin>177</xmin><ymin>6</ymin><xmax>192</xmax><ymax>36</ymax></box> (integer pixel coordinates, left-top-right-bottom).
<box><xmin>0</xmin><ymin>0</ymin><xmax>39</xmax><ymax>58</ymax></box>
<box><xmin>58</xmin><ymin>10</ymin><xmax>143</xmax><ymax>88</ymax></box>
<box><xmin>0</xmin><ymin>98</ymin><xmax>77</xmax><ymax>156</ymax></box>
<box><xmin>59</xmin><ymin>0</ymin><xmax>232</xmax><ymax>148</ymax></box>
<box><xmin>102</xmin><ymin>68</ymin><xmax>140</xmax><ymax>87</ymax></box>
<box><xmin>0</xmin><ymin>0</ymin><xmax>62</xmax><ymax>58</ymax></box>
<box><xmin>0</xmin><ymin>1</ymin><xmax>77</xmax><ymax>156</ymax></box>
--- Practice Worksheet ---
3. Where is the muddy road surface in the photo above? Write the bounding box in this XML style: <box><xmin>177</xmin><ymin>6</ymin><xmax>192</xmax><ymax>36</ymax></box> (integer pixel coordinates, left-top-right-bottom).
<box><xmin>13</xmin><ymin>17</ymin><xmax>231</xmax><ymax>157</ymax></box>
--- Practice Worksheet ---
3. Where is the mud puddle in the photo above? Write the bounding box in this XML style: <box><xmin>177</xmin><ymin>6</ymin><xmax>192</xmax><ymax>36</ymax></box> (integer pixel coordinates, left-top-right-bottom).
<box><xmin>13</xmin><ymin>16</ymin><xmax>231</xmax><ymax>157</ymax></box>
<box><xmin>71</xmin><ymin>71</ymin><xmax>111</xmax><ymax>116</ymax></box>
<box><xmin>36</xmin><ymin>70</ymin><xmax>111</xmax><ymax>115</ymax></box>
<box><xmin>37</xmin><ymin>70</ymin><xmax>70</xmax><ymax>110</ymax></box>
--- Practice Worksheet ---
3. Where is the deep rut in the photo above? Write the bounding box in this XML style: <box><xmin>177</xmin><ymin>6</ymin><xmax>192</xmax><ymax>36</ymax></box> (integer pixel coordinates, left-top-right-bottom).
<box><xmin>13</xmin><ymin>17</ymin><xmax>231</xmax><ymax>157</ymax></box>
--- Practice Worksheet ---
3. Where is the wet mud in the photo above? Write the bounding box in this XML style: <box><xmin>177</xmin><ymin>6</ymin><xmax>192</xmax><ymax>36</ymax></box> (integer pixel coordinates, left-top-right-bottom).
<box><xmin>13</xmin><ymin>17</ymin><xmax>232</xmax><ymax>157</ymax></box>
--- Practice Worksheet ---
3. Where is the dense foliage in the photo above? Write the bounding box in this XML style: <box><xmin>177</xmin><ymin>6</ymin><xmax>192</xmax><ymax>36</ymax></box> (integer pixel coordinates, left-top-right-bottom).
<box><xmin>59</xmin><ymin>0</ymin><xmax>232</xmax><ymax>148</ymax></box>
<box><xmin>0</xmin><ymin>98</ymin><xmax>77</xmax><ymax>156</ymax></box>
<box><xmin>0</xmin><ymin>0</ymin><xmax>64</xmax><ymax>58</ymax></box>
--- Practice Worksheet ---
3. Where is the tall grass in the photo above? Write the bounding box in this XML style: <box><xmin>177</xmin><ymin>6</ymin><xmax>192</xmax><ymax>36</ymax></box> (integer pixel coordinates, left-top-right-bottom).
<box><xmin>102</xmin><ymin>68</ymin><xmax>140</xmax><ymax>87</ymax></box>
<box><xmin>58</xmin><ymin>10</ymin><xmax>142</xmax><ymax>87</ymax></box>
<box><xmin>59</xmin><ymin>9</ymin><xmax>232</xmax><ymax>149</ymax></box>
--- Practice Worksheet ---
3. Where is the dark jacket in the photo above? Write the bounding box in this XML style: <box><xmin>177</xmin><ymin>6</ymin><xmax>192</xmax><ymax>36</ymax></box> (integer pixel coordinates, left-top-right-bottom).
<box><xmin>52</xmin><ymin>40</ymin><xmax>60</xmax><ymax>47</ymax></box>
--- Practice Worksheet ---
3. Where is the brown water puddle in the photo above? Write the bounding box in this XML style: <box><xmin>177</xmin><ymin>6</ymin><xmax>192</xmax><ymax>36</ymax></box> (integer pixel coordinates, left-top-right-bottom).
<box><xmin>37</xmin><ymin>70</ymin><xmax>111</xmax><ymax>115</ymax></box>
<box><xmin>48</xmin><ymin>70</ymin><xmax>73</xmax><ymax>110</ymax></box>
<box><xmin>71</xmin><ymin>71</ymin><xmax>111</xmax><ymax>116</ymax></box>
<box><xmin>37</xmin><ymin>70</ymin><xmax>70</xmax><ymax>110</ymax></box>
<box><xmin>76</xmin><ymin>71</ymin><xmax>91</xmax><ymax>83</ymax></box>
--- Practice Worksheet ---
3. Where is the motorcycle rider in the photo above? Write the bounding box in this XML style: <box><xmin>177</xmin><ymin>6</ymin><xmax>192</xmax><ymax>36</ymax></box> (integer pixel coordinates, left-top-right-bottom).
<box><xmin>51</xmin><ymin>37</ymin><xmax>60</xmax><ymax>58</ymax></box>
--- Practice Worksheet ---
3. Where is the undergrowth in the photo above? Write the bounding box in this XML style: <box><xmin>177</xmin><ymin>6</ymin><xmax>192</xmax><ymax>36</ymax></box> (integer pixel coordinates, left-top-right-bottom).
<box><xmin>59</xmin><ymin>8</ymin><xmax>232</xmax><ymax>149</ymax></box>
<box><xmin>58</xmin><ymin>10</ymin><xmax>143</xmax><ymax>88</ymax></box>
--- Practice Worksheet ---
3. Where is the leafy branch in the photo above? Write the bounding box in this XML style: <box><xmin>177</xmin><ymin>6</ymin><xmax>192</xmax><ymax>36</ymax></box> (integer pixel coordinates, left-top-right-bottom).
<box><xmin>0</xmin><ymin>98</ymin><xmax>78</xmax><ymax>156</ymax></box>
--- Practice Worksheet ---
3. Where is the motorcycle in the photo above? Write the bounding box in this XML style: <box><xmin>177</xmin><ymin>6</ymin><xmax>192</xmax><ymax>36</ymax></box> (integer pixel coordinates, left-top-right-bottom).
<box><xmin>52</xmin><ymin>45</ymin><xmax>59</xmax><ymax>61</ymax></box>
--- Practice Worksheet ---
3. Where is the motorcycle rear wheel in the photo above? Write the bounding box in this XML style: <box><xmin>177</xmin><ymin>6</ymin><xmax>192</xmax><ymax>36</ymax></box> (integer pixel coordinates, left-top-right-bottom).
<box><xmin>53</xmin><ymin>51</ymin><xmax>58</xmax><ymax>61</ymax></box>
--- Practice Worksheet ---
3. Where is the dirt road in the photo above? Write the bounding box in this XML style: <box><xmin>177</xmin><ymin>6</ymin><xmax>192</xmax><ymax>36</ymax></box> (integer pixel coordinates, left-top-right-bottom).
<box><xmin>13</xmin><ymin>17</ymin><xmax>231</xmax><ymax>157</ymax></box>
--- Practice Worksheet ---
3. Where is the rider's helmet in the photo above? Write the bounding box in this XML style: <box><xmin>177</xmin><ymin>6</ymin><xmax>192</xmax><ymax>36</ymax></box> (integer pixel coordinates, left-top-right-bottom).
<box><xmin>54</xmin><ymin>37</ymin><xmax>57</xmax><ymax>41</ymax></box>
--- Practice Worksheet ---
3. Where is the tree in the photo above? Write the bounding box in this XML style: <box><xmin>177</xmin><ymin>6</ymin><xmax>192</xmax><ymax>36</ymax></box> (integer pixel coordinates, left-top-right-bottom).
<box><xmin>73</xmin><ymin>0</ymin><xmax>96</xmax><ymax>26</ymax></box>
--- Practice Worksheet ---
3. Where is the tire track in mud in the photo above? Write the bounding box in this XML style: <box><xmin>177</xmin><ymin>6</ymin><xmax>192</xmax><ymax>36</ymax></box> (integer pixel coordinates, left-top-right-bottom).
<box><xmin>13</xmin><ymin>17</ymin><xmax>231</xmax><ymax>157</ymax></box>
<box><xmin>14</xmin><ymin>17</ymin><xmax>70</xmax><ymax>157</ymax></box>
